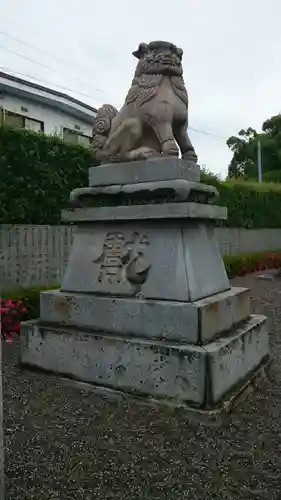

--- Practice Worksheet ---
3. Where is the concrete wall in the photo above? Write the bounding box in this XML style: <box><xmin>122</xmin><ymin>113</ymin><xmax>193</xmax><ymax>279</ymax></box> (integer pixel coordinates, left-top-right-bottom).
<box><xmin>0</xmin><ymin>225</ymin><xmax>74</xmax><ymax>289</ymax></box>
<box><xmin>1</xmin><ymin>225</ymin><xmax>281</xmax><ymax>289</ymax></box>
<box><xmin>215</xmin><ymin>227</ymin><xmax>281</xmax><ymax>256</ymax></box>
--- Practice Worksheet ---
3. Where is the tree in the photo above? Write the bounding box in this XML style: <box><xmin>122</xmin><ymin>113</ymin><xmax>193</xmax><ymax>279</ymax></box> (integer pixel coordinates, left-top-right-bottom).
<box><xmin>227</xmin><ymin>114</ymin><xmax>281</xmax><ymax>181</ymax></box>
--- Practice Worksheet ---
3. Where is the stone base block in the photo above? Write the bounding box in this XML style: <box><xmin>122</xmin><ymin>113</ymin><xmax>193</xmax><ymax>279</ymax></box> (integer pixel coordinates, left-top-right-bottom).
<box><xmin>88</xmin><ymin>157</ymin><xmax>200</xmax><ymax>186</ymax></box>
<box><xmin>57</xmin><ymin>356</ymin><xmax>271</xmax><ymax>426</ymax></box>
<box><xmin>40</xmin><ymin>286</ymin><xmax>250</xmax><ymax>345</ymax></box>
<box><xmin>20</xmin><ymin>314</ymin><xmax>269</xmax><ymax>408</ymax></box>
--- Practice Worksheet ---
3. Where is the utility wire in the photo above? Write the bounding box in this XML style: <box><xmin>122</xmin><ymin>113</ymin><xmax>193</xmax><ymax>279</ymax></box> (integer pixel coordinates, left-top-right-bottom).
<box><xmin>1</xmin><ymin>67</ymin><xmax>229</xmax><ymax>141</ymax></box>
<box><xmin>1</xmin><ymin>32</ymin><xmax>230</xmax><ymax>142</ymax></box>
<box><xmin>189</xmin><ymin>126</ymin><xmax>228</xmax><ymax>140</ymax></box>
<box><xmin>1</xmin><ymin>31</ymin><xmax>98</xmax><ymax>77</ymax></box>
<box><xmin>0</xmin><ymin>66</ymin><xmax>101</xmax><ymax>104</ymax></box>
<box><xmin>1</xmin><ymin>31</ymin><xmax>233</xmax><ymax>142</ymax></box>
<box><xmin>2</xmin><ymin>46</ymin><xmax>103</xmax><ymax>95</ymax></box>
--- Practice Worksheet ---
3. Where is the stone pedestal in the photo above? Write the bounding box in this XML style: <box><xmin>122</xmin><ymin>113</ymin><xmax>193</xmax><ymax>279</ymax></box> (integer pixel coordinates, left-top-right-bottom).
<box><xmin>20</xmin><ymin>158</ymin><xmax>270</xmax><ymax>410</ymax></box>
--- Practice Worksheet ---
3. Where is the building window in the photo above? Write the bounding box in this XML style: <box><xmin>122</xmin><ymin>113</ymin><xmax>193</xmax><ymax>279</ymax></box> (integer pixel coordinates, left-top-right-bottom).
<box><xmin>4</xmin><ymin>110</ymin><xmax>44</xmax><ymax>132</ymax></box>
<box><xmin>5</xmin><ymin>111</ymin><xmax>24</xmax><ymax>128</ymax></box>
<box><xmin>25</xmin><ymin>117</ymin><xmax>43</xmax><ymax>133</ymax></box>
<box><xmin>77</xmin><ymin>134</ymin><xmax>92</xmax><ymax>147</ymax></box>
<box><xmin>63</xmin><ymin>127</ymin><xmax>91</xmax><ymax>147</ymax></box>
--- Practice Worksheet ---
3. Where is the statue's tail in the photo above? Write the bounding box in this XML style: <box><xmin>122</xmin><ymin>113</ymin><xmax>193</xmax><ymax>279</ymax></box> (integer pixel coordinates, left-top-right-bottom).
<box><xmin>92</xmin><ymin>104</ymin><xmax>118</xmax><ymax>159</ymax></box>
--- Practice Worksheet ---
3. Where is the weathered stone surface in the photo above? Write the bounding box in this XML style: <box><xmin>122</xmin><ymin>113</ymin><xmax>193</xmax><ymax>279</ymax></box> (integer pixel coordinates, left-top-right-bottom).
<box><xmin>20</xmin><ymin>320</ymin><xmax>206</xmax><ymax>404</ymax></box>
<box><xmin>89</xmin><ymin>158</ymin><xmax>200</xmax><ymax>186</ymax></box>
<box><xmin>20</xmin><ymin>314</ymin><xmax>269</xmax><ymax>406</ymax></box>
<box><xmin>181</xmin><ymin>222</ymin><xmax>229</xmax><ymax>301</ymax></box>
<box><xmin>60</xmin><ymin>221</ymin><xmax>230</xmax><ymax>302</ymax></box>
<box><xmin>0</xmin><ymin>224</ymin><xmax>73</xmax><ymax>290</ymax></box>
<box><xmin>40</xmin><ymin>287</ymin><xmax>250</xmax><ymax>345</ymax></box>
<box><xmin>194</xmin><ymin>286</ymin><xmax>251</xmax><ymax>344</ymax></box>
<box><xmin>69</xmin><ymin>180</ymin><xmax>218</xmax><ymax>207</ymax></box>
<box><xmin>40</xmin><ymin>289</ymin><xmax>199</xmax><ymax>342</ymax></box>
<box><xmin>206</xmin><ymin>314</ymin><xmax>269</xmax><ymax>404</ymax></box>
<box><xmin>62</xmin><ymin>202</ymin><xmax>227</xmax><ymax>223</ymax></box>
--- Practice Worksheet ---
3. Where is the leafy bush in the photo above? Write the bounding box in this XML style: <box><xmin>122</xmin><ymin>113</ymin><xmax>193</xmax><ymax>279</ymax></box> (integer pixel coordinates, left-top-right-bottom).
<box><xmin>212</xmin><ymin>179</ymin><xmax>281</xmax><ymax>228</ymax></box>
<box><xmin>1</xmin><ymin>284</ymin><xmax>60</xmax><ymax>320</ymax></box>
<box><xmin>0</xmin><ymin>126</ymin><xmax>98</xmax><ymax>224</ymax></box>
<box><xmin>223</xmin><ymin>250</ymin><xmax>281</xmax><ymax>278</ymax></box>
<box><xmin>262</xmin><ymin>170</ymin><xmax>281</xmax><ymax>183</ymax></box>
<box><xmin>200</xmin><ymin>167</ymin><xmax>221</xmax><ymax>188</ymax></box>
<box><xmin>1</xmin><ymin>125</ymin><xmax>281</xmax><ymax>228</ymax></box>
<box><xmin>200</xmin><ymin>168</ymin><xmax>281</xmax><ymax>228</ymax></box>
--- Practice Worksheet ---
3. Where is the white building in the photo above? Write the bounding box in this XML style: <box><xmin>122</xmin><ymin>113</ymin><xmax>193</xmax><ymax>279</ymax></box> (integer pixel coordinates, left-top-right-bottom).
<box><xmin>0</xmin><ymin>71</ymin><xmax>97</xmax><ymax>147</ymax></box>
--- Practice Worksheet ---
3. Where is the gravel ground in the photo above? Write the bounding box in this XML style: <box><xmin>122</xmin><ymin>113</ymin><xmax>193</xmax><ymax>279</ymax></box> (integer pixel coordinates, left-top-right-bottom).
<box><xmin>3</xmin><ymin>275</ymin><xmax>281</xmax><ymax>500</ymax></box>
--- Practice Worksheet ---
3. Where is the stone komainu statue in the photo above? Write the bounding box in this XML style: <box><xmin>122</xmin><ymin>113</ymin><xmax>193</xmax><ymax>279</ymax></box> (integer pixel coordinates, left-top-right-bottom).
<box><xmin>92</xmin><ymin>40</ymin><xmax>197</xmax><ymax>163</ymax></box>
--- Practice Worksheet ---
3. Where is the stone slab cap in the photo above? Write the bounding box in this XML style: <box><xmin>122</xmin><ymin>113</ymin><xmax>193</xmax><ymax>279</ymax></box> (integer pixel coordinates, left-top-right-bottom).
<box><xmin>88</xmin><ymin>158</ymin><xmax>200</xmax><ymax>186</ymax></box>
<box><xmin>62</xmin><ymin>202</ymin><xmax>227</xmax><ymax>223</ymax></box>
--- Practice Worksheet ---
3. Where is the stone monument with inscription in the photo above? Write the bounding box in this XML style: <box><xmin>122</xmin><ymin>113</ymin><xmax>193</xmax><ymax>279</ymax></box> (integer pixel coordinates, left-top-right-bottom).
<box><xmin>20</xmin><ymin>41</ymin><xmax>270</xmax><ymax>412</ymax></box>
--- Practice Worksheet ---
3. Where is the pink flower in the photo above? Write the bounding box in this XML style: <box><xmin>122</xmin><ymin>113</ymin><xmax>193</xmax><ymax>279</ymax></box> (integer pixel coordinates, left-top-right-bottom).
<box><xmin>1</xmin><ymin>296</ymin><xmax>26</xmax><ymax>341</ymax></box>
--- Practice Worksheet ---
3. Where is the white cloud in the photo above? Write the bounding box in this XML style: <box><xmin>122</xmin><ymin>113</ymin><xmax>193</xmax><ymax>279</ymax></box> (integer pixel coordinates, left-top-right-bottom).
<box><xmin>1</xmin><ymin>0</ymin><xmax>281</xmax><ymax>177</ymax></box>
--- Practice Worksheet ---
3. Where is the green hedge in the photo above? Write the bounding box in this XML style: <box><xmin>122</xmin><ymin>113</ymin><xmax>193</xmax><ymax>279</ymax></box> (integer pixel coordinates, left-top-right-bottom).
<box><xmin>200</xmin><ymin>167</ymin><xmax>281</xmax><ymax>228</ymax></box>
<box><xmin>0</xmin><ymin>126</ymin><xmax>98</xmax><ymax>224</ymax></box>
<box><xmin>215</xmin><ymin>180</ymin><xmax>281</xmax><ymax>228</ymax></box>
<box><xmin>2</xmin><ymin>125</ymin><xmax>281</xmax><ymax>228</ymax></box>
<box><xmin>3</xmin><ymin>251</ymin><xmax>281</xmax><ymax>320</ymax></box>
<box><xmin>200</xmin><ymin>168</ymin><xmax>221</xmax><ymax>188</ymax></box>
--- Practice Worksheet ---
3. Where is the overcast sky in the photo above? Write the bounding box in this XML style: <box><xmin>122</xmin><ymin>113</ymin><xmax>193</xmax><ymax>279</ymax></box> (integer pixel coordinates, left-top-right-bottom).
<box><xmin>1</xmin><ymin>0</ymin><xmax>281</xmax><ymax>177</ymax></box>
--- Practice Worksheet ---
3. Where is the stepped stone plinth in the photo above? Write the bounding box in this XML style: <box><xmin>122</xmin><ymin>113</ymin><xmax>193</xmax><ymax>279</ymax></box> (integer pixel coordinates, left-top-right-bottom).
<box><xmin>20</xmin><ymin>158</ymin><xmax>270</xmax><ymax>412</ymax></box>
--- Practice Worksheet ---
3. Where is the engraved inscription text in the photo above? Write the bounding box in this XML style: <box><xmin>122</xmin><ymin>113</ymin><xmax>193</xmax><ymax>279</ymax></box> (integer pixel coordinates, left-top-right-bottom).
<box><xmin>93</xmin><ymin>232</ymin><xmax>150</xmax><ymax>285</ymax></box>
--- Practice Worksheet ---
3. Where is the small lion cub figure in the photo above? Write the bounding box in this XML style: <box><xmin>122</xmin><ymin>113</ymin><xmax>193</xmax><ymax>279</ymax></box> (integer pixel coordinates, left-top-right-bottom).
<box><xmin>92</xmin><ymin>40</ymin><xmax>197</xmax><ymax>164</ymax></box>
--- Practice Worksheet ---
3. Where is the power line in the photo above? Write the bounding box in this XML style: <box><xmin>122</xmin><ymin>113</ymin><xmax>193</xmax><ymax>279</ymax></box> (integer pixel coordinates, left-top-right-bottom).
<box><xmin>1</xmin><ymin>31</ymin><xmax>97</xmax><ymax>77</ymax></box>
<box><xmin>1</xmin><ymin>66</ymin><xmax>228</xmax><ymax>141</ymax></box>
<box><xmin>1</xmin><ymin>31</ymin><xmax>232</xmax><ymax>142</ymax></box>
<box><xmin>2</xmin><ymin>46</ymin><xmax>103</xmax><ymax>95</ymax></box>
<box><xmin>0</xmin><ymin>66</ymin><xmax>101</xmax><ymax>104</ymax></box>
<box><xmin>189</xmin><ymin>126</ymin><xmax>228</xmax><ymax>140</ymax></box>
